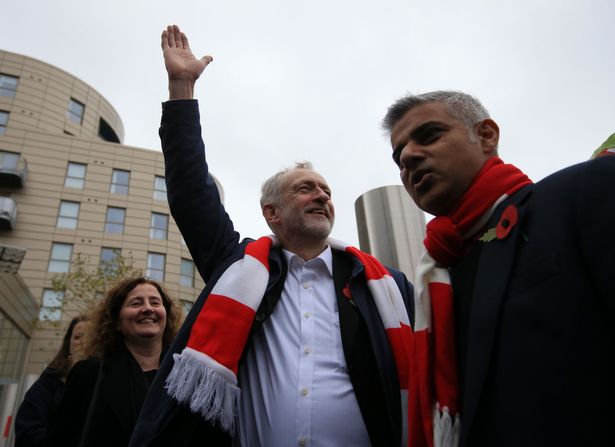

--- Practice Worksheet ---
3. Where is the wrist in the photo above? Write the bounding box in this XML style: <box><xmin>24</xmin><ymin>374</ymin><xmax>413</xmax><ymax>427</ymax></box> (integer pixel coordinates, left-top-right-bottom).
<box><xmin>168</xmin><ymin>78</ymin><xmax>196</xmax><ymax>100</ymax></box>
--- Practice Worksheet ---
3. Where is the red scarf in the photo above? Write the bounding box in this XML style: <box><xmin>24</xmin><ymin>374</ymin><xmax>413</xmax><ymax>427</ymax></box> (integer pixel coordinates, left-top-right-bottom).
<box><xmin>165</xmin><ymin>236</ymin><xmax>413</xmax><ymax>439</ymax></box>
<box><xmin>410</xmin><ymin>157</ymin><xmax>531</xmax><ymax>447</ymax></box>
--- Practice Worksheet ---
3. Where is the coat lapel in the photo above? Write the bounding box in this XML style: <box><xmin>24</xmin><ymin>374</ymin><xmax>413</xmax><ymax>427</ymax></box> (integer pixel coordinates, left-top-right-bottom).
<box><xmin>460</xmin><ymin>187</ymin><xmax>532</xmax><ymax>445</ymax></box>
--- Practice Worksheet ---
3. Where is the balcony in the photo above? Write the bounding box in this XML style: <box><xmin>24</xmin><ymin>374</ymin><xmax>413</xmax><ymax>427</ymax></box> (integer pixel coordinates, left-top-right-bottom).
<box><xmin>0</xmin><ymin>152</ymin><xmax>28</xmax><ymax>187</ymax></box>
<box><xmin>0</xmin><ymin>196</ymin><xmax>17</xmax><ymax>230</ymax></box>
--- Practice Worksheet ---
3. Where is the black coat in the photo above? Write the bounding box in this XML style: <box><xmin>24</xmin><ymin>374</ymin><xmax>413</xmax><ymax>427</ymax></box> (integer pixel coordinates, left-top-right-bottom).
<box><xmin>14</xmin><ymin>368</ymin><xmax>64</xmax><ymax>447</ymax></box>
<box><xmin>453</xmin><ymin>156</ymin><xmax>615</xmax><ymax>446</ymax></box>
<box><xmin>47</xmin><ymin>345</ymin><xmax>156</xmax><ymax>447</ymax></box>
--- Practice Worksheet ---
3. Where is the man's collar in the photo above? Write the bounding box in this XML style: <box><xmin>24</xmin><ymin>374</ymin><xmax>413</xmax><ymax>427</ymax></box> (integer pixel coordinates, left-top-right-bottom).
<box><xmin>282</xmin><ymin>245</ymin><xmax>333</xmax><ymax>276</ymax></box>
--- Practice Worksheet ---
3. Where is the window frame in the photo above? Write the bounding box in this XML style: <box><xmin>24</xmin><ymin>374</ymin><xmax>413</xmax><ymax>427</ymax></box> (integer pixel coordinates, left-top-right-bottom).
<box><xmin>39</xmin><ymin>289</ymin><xmax>64</xmax><ymax>321</ymax></box>
<box><xmin>180</xmin><ymin>258</ymin><xmax>195</xmax><ymax>287</ymax></box>
<box><xmin>0</xmin><ymin>74</ymin><xmax>18</xmax><ymax>97</ymax></box>
<box><xmin>149</xmin><ymin>212</ymin><xmax>169</xmax><ymax>240</ymax></box>
<box><xmin>64</xmin><ymin>162</ymin><xmax>87</xmax><ymax>189</ymax></box>
<box><xmin>146</xmin><ymin>252</ymin><xmax>165</xmax><ymax>281</ymax></box>
<box><xmin>0</xmin><ymin>110</ymin><xmax>8</xmax><ymax>135</ymax></box>
<box><xmin>104</xmin><ymin>207</ymin><xmax>126</xmax><ymax>234</ymax></box>
<box><xmin>67</xmin><ymin>98</ymin><xmax>85</xmax><ymax>124</ymax></box>
<box><xmin>48</xmin><ymin>243</ymin><xmax>73</xmax><ymax>273</ymax></box>
<box><xmin>110</xmin><ymin>169</ymin><xmax>130</xmax><ymax>195</ymax></box>
<box><xmin>153</xmin><ymin>176</ymin><xmax>167</xmax><ymax>201</ymax></box>
<box><xmin>56</xmin><ymin>200</ymin><xmax>80</xmax><ymax>229</ymax></box>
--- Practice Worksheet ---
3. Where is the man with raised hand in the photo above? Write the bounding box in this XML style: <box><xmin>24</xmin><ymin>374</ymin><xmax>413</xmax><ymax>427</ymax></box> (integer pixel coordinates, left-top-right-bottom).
<box><xmin>383</xmin><ymin>91</ymin><xmax>615</xmax><ymax>447</ymax></box>
<box><xmin>130</xmin><ymin>25</ymin><xmax>414</xmax><ymax>447</ymax></box>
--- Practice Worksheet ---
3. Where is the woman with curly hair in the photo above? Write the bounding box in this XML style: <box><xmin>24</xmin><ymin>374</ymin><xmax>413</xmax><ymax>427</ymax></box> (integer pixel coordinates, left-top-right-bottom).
<box><xmin>15</xmin><ymin>315</ymin><xmax>89</xmax><ymax>447</ymax></box>
<box><xmin>48</xmin><ymin>277</ymin><xmax>181</xmax><ymax>447</ymax></box>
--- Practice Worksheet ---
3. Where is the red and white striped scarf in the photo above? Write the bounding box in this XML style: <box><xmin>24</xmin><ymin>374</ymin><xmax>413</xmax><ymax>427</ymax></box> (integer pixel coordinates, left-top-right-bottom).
<box><xmin>410</xmin><ymin>157</ymin><xmax>531</xmax><ymax>447</ymax></box>
<box><xmin>165</xmin><ymin>236</ymin><xmax>413</xmax><ymax>439</ymax></box>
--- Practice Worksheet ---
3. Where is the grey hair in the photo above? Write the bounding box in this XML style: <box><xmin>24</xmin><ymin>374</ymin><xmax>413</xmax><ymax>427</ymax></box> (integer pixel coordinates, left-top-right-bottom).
<box><xmin>382</xmin><ymin>90</ymin><xmax>491</xmax><ymax>135</ymax></box>
<box><xmin>260</xmin><ymin>161</ymin><xmax>314</xmax><ymax>207</ymax></box>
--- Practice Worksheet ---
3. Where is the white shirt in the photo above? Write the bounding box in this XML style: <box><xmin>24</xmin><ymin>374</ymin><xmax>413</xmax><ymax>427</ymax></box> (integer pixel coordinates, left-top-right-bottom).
<box><xmin>239</xmin><ymin>246</ymin><xmax>371</xmax><ymax>447</ymax></box>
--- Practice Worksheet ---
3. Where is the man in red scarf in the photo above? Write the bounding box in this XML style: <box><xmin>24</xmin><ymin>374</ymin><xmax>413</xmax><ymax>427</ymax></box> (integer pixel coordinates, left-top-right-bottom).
<box><xmin>130</xmin><ymin>25</ymin><xmax>414</xmax><ymax>447</ymax></box>
<box><xmin>382</xmin><ymin>91</ymin><xmax>615</xmax><ymax>447</ymax></box>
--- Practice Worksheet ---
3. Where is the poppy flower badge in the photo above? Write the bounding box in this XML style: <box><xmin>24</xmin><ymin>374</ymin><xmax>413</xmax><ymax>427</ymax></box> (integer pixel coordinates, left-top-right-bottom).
<box><xmin>479</xmin><ymin>205</ymin><xmax>519</xmax><ymax>243</ymax></box>
<box><xmin>495</xmin><ymin>205</ymin><xmax>518</xmax><ymax>240</ymax></box>
<box><xmin>342</xmin><ymin>284</ymin><xmax>357</xmax><ymax>307</ymax></box>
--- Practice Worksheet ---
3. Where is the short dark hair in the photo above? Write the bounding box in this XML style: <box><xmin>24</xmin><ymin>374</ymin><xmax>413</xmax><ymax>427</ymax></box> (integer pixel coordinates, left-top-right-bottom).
<box><xmin>382</xmin><ymin>90</ymin><xmax>491</xmax><ymax>134</ymax></box>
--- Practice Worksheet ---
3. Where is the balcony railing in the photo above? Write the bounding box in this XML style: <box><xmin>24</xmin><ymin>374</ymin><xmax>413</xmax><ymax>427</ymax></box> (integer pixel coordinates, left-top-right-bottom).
<box><xmin>0</xmin><ymin>196</ymin><xmax>17</xmax><ymax>230</ymax></box>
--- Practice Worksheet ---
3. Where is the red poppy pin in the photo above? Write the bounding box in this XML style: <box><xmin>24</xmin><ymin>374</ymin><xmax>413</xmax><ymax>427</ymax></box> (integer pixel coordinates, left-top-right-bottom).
<box><xmin>342</xmin><ymin>284</ymin><xmax>356</xmax><ymax>306</ymax></box>
<box><xmin>495</xmin><ymin>205</ymin><xmax>518</xmax><ymax>240</ymax></box>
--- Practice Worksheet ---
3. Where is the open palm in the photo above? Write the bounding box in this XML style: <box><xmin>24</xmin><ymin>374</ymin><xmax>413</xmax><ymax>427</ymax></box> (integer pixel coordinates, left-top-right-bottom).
<box><xmin>161</xmin><ymin>25</ymin><xmax>212</xmax><ymax>82</ymax></box>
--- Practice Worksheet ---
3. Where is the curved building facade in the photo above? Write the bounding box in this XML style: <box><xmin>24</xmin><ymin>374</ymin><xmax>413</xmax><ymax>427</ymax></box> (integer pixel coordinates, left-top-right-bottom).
<box><xmin>0</xmin><ymin>49</ymin><xmax>224</xmax><ymax>380</ymax></box>
<box><xmin>355</xmin><ymin>185</ymin><xmax>426</xmax><ymax>281</ymax></box>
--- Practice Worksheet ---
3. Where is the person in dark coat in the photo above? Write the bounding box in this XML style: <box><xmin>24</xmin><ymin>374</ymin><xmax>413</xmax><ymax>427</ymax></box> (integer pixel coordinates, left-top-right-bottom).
<box><xmin>47</xmin><ymin>277</ymin><xmax>181</xmax><ymax>447</ymax></box>
<box><xmin>15</xmin><ymin>315</ymin><xmax>89</xmax><ymax>447</ymax></box>
<box><xmin>383</xmin><ymin>91</ymin><xmax>615</xmax><ymax>446</ymax></box>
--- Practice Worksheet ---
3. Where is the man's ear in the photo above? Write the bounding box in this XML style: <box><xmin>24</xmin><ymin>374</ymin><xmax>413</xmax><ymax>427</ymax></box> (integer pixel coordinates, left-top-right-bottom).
<box><xmin>262</xmin><ymin>203</ymin><xmax>280</xmax><ymax>226</ymax></box>
<box><xmin>477</xmin><ymin>119</ymin><xmax>499</xmax><ymax>154</ymax></box>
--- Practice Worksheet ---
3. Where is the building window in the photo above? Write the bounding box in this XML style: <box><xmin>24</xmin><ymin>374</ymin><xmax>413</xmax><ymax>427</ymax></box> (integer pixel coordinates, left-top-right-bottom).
<box><xmin>64</xmin><ymin>162</ymin><xmax>86</xmax><ymax>188</ymax></box>
<box><xmin>67</xmin><ymin>98</ymin><xmax>85</xmax><ymax>124</ymax></box>
<box><xmin>104</xmin><ymin>207</ymin><xmax>125</xmax><ymax>234</ymax></box>
<box><xmin>181</xmin><ymin>300</ymin><xmax>193</xmax><ymax>317</ymax></box>
<box><xmin>180</xmin><ymin>258</ymin><xmax>195</xmax><ymax>287</ymax></box>
<box><xmin>0</xmin><ymin>150</ymin><xmax>19</xmax><ymax>170</ymax></box>
<box><xmin>0</xmin><ymin>111</ymin><xmax>8</xmax><ymax>135</ymax></box>
<box><xmin>149</xmin><ymin>212</ymin><xmax>168</xmax><ymax>240</ymax></box>
<box><xmin>146</xmin><ymin>252</ymin><xmax>165</xmax><ymax>281</ymax></box>
<box><xmin>39</xmin><ymin>289</ymin><xmax>64</xmax><ymax>321</ymax></box>
<box><xmin>56</xmin><ymin>201</ymin><xmax>80</xmax><ymax>229</ymax></box>
<box><xmin>48</xmin><ymin>243</ymin><xmax>72</xmax><ymax>273</ymax></box>
<box><xmin>110</xmin><ymin>169</ymin><xmax>130</xmax><ymax>195</ymax></box>
<box><xmin>153</xmin><ymin>176</ymin><xmax>167</xmax><ymax>201</ymax></box>
<box><xmin>100</xmin><ymin>247</ymin><xmax>121</xmax><ymax>269</ymax></box>
<box><xmin>0</xmin><ymin>74</ymin><xmax>18</xmax><ymax>97</ymax></box>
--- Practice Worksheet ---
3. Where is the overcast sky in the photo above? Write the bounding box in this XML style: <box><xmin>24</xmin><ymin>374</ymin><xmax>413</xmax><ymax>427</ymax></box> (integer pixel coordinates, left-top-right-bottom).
<box><xmin>3</xmin><ymin>0</ymin><xmax>614</xmax><ymax>247</ymax></box>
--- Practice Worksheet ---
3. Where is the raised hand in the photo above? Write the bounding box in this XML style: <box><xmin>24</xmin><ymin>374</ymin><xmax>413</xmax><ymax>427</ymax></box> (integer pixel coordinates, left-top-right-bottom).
<box><xmin>161</xmin><ymin>25</ymin><xmax>213</xmax><ymax>99</ymax></box>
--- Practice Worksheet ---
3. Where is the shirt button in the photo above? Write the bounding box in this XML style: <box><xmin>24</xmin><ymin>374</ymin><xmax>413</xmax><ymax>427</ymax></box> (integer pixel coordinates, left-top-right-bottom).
<box><xmin>303</xmin><ymin>348</ymin><xmax>311</xmax><ymax>355</ymax></box>
<box><xmin>303</xmin><ymin>312</ymin><xmax>311</xmax><ymax>318</ymax></box>
<box><xmin>303</xmin><ymin>282</ymin><xmax>310</xmax><ymax>289</ymax></box>
<box><xmin>301</xmin><ymin>387</ymin><xmax>309</xmax><ymax>396</ymax></box>
<box><xmin>298</xmin><ymin>438</ymin><xmax>307</xmax><ymax>446</ymax></box>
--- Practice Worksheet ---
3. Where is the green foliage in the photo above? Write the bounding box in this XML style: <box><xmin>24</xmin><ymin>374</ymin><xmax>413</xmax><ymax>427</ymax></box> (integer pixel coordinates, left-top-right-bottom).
<box><xmin>51</xmin><ymin>251</ymin><xmax>143</xmax><ymax>317</ymax></box>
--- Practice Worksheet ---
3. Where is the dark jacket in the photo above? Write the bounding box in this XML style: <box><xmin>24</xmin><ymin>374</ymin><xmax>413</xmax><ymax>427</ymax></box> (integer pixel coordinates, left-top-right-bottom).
<box><xmin>129</xmin><ymin>100</ymin><xmax>414</xmax><ymax>447</ymax></box>
<box><xmin>453</xmin><ymin>156</ymin><xmax>615</xmax><ymax>446</ymax></box>
<box><xmin>15</xmin><ymin>368</ymin><xmax>64</xmax><ymax>447</ymax></box>
<box><xmin>48</xmin><ymin>345</ymin><xmax>157</xmax><ymax>447</ymax></box>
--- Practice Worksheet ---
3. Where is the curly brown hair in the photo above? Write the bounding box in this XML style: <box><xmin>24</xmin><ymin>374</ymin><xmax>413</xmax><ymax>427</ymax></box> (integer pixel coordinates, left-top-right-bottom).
<box><xmin>82</xmin><ymin>277</ymin><xmax>181</xmax><ymax>359</ymax></box>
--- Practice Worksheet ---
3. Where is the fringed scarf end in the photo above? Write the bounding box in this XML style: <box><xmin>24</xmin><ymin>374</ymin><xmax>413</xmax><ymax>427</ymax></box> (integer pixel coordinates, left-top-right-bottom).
<box><xmin>433</xmin><ymin>404</ymin><xmax>460</xmax><ymax>447</ymax></box>
<box><xmin>165</xmin><ymin>348</ymin><xmax>240</xmax><ymax>433</ymax></box>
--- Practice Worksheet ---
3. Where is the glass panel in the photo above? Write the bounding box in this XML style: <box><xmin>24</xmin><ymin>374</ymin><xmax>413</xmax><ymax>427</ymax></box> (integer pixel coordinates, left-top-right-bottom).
<box><xmin>0</xmin><ymin>151</ymin><xmax>19</xmax><ymax>169</ymax></box>
<box><xmin>67</xmin><ymin>98</ymin><xmax>85</xmax><ymax>124</ymax></box>
<box><xmin>42</xmin><ymin>290</ymin><xmax>64</xmax><ymax>307</ymax></box>
<box><xmin>110</xmin><ymin>169</ymin><xmax>130</xmax><ymax>194</ymax></box>
<box><xmin>105</xmin><ymin>207</ymin><xmax>125</xmax><ymax>233</ymax></box>
<box><xmin>100</xmin><ymin>247</ymin><xmax>120</xmax><ymax>264</ymax></box>
<box><xmin>0</xmin><ymin>74</ymin><xmax>18</xmax><ymax>97</ymax></box>
<box><xmin>153</xmin><ymin>176</ymin><xmax>167</xmax><ymax>201</ymax></box>
<box><xmin>48</xmin><ymin>243</ymin><xmax>72</xmax><ymax>272</ymax></box>
<box><xmin>146</xmin><ymin>253</ymin><xmax>165</xmax><ymax>281</ymax></box>
<box><xmin>0</xmin><ymin>111</ymin><xmax>7</xmax><ymax>135</ymax></box>
<box><xmin>180</xmin><ymin>258</ymin><xmax>194</xmax><ymax>287</ymax></box>
<box><xmin>38</xmin><ymin>307</ymin><xmax>62</xmax><ymax>321</ymax></box>
<box><xmin>57</xmin><ymin>201</ymin><xmax>79</xmax><ymax>229</ymax></box>
<box><xmin>149</xmin><ymin>213</ymin><xmax>168</xmax><ymax>239</ymax></box>
<box><xmin>65</xmin><ymin>163</ymin><xmax>86</xmax><ymax>188</ymax></box>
